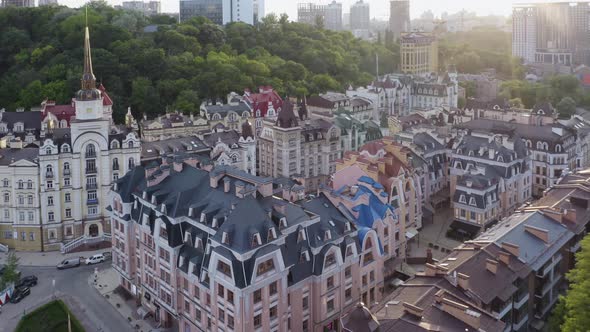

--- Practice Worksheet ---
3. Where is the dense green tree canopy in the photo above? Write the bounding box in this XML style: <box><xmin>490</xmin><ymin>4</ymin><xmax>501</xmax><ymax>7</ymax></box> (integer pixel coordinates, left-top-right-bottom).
<box><xmin>0</xmin><ymin>5</ymin><xmax>397</xmax><ymax>122</ymax></box>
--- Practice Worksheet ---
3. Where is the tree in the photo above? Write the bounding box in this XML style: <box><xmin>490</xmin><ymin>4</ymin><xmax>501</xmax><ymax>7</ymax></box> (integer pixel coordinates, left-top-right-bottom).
<box><xmin>314</xmin><ymin>15</ymin><xmax>324</xmax><ymax>29</ymax></box>
<box><xmin>457</xmin><ymin>96</ymin><xmax>466</xmax><ymax>109</ymax></box>
<box><xmin>0</xmin><ymin>252</ymin><xmax>20</xmax><ymax>290</ymax></box>
<box><xmin>553</xmin><ymin>235</ymin><xmax>590</xmax><ymax>331</ymax></box>
<box><xmin>557</xmin><ymin>96</ymin><xmax>577</xmax><ymax>119</ymax></box>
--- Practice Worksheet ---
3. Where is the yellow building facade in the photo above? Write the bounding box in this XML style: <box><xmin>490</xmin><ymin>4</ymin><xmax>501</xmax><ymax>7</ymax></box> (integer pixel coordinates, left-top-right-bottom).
<box><xmin>400</xmin><ymin>32</ymin><xmax>439</xmax><ymax>75</ymax></box>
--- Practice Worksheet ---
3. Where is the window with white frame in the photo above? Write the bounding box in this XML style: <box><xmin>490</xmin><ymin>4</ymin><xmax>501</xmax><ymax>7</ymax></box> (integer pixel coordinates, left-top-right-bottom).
<box><xmin>48</xmin><ymin>212</ymin><xmax>54</xmax><ymax>221</ymax></box>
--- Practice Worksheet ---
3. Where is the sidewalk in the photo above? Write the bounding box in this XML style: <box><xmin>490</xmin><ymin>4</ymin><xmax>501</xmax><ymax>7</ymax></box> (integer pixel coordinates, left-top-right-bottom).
<box><xmin>0</xmin><ymin>248</ymin><xmax>109</xmax><ymax>267</ymax></box>
<box><xmin>90</xmin><ymin>267</ymin><xmax>161</xmax><ymax>332</ymax></box>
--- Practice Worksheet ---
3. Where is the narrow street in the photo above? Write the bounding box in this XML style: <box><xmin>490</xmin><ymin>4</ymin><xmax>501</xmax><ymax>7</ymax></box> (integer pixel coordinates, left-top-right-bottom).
<box><xmin>1</xmin><ymin>263</ymin><xmax>133</xmax><ymax>332</ymax></box>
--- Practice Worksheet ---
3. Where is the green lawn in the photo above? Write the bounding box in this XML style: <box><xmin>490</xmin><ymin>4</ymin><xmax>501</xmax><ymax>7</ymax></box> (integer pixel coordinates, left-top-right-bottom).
<box><xmin>15</xmin><ymin>300</ymin><xmax>85</xmax><ymax>332</ymax></box>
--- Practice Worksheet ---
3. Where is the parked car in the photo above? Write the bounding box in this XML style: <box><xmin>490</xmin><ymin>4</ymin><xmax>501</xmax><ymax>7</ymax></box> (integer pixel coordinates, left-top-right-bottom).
<box><xmin>16</xmin><ymin>276</ymin><xmax>38</xmax><ymax>288</ymax></box>
<box><xmin>10</xmin><ymin>287</ymin><xmax>30</xmax><ymax>303</ymax></box>
<box><xmin>57</xmin><ymin>258</ymin><xmax>81</xmax><ymax>270</ymax></box>
<box><xmin>86</xmin><ymin>254</ymin><xmax>105</xmax><ymax>265</ymax></box>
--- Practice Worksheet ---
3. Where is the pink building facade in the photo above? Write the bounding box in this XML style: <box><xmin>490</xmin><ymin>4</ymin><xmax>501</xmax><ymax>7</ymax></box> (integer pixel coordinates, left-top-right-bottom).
<box><xmin>109</xmin><ymin>161</ymin><xmax>396</xmax><ymax>331</ymax></box>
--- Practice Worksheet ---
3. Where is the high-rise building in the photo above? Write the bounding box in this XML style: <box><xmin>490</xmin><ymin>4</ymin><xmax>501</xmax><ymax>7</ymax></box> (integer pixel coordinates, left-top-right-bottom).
<box><xmin>325</xmin><ymin>1</ymin><xmax>342</xmax><ymax>30</ymax></box>
<box><xmin>389</xmin><ymin>0</ymin><xmax>410</xmax><ymax>40</ymax></box>
<box><xmin>297</xmin><ymin>1</ymin><xmax>342</xmax><ymax>31</ymax></box>
<box><xmin>180</xmin><ymin>0</ymin><xmax>258</xmax><ymax>25</ymax></box>
<box><xmin>180</xmin><ymin>0</ymin><xmax>223</xmax><ymax>24</ymax></box>
<box><xmin>38</xmin><ymin>0</ymin><xmax>58</xmax><ymax>6</ymax></box>
<box><xmin>1</xmin><ymin>0</ymin><xmax>33</xmax><ymax>7</ymax></box>
<box><xmin>512</xmin><ymin>2</ymin><xmax>590</xmax><ymax>70</ymax></box>
<box><xmin>122</xmin><ymin>1</ymin><xmax>161</xmax><ymax>16</ymax></box>
<box><xmin>400</xmin><ymin>32</ymin><xmax>439</xmax><ymax>75</ymax></box>
<box><xmin>350</xmin><ymin>0</ymin><xmax>370</xmax><ymax>31</ymax></box>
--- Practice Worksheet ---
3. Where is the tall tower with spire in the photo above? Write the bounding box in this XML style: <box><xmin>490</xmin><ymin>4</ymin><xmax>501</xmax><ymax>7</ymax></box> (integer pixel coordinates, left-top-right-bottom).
<box><xmin>74</xmin><ymin>27</ymin><xmax>104</xmax><ymax>121</ymax></box>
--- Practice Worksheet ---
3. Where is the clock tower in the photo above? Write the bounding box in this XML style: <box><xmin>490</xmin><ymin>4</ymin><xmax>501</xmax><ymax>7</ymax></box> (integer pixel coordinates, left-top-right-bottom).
<box><xmin>74</xmin><ymin>26</ymin><xmax>103</xmax><ymax>121</ymax></box>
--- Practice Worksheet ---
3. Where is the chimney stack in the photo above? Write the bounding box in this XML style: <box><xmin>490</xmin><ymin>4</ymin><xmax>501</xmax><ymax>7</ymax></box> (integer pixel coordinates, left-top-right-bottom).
<box><xmin>440</xmin><ymin>298</ymin><xmax>481</xmax><ymax>330</ymax></box>
<box><xmin>457</xmin><ymin>273</ymin><xmax>469</xmax><ymax>290</ymax></box>
<box><xmin>485</xmin><ymin>259</ymin><xmax>499</xmax><ymax>274</ymax></box>
<box><xmin>402</xmin><ymin>302</ymin><xmax>424</xmax><ymax>318</ymax></box>
<box><xmin>498</xmin><ymin>251</ymin><xmax>510</xmax><ymax>265</ymax></box>
<box><xmin>501</xmin><ymin>242</ymin><xmax>520</xmax><ymax>257</ymax></box>
<box><xmin>524</xmin><ymin>224</ymin><xmax>549</xmax><ymax>243</ymax></box>
<box><xmin>224</xmin><ymin>177</ymin><xmax>231</xmax><ymax>193</ymax></box>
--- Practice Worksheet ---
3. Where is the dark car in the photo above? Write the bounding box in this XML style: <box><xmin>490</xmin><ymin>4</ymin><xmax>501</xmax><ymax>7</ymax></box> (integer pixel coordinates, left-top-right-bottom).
<box><xmin>16</xmin><ymin>276</ymin><xmax>38</xmax><ymax>288</ymax></box>
<box><xmin>10</xmin><ymin>287</ymin><xmax>30</xmax><ymax>303</ymax></box>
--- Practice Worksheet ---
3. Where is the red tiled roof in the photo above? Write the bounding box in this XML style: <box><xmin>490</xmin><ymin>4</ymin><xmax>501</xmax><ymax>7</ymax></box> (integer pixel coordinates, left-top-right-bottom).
<box><xmin>98</xmin><ymin>84</ymin><xmax>113</xmax><ymax>106</ymax></box>
<box><xmin>43</xmin><ymin>100</ymin><xmax>76</xmax><ymax>126</ymax></box>
<box><xmin>244</xmin><ymin>86</ymin><xmax>283</xmax><ymax>118</ymax></box>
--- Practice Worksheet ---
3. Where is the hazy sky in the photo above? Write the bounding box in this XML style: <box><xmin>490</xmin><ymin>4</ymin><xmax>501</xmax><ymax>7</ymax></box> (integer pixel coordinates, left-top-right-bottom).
<box><xmin>58</xmin><ymin>0</ymin><xmax>518</xmax><ymax>18</ymax></box>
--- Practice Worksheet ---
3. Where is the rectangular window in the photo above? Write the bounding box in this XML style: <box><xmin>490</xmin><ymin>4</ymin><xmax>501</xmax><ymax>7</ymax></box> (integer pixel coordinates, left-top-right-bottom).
<box><xmin>227</xmin><ymin>290</ymin><xmax>234</xmax><ymax>305</ymax></box>
<box><xmin>28</xmin><ymin>195</ymin><xmax>33</xmax><ymax>205</ymax></box>
<box><xmin>345</xmin><ymin>287</ymin><xmax>352</xmax><ymax>301</ymax></box>
<box><xmin>269</xmin><ymin>305</ymin><xmax>277</xmax><ymax>319</ymax></box>
<box><xmin>195</xmin><ymin>308</ymin><xmax>201</xmax><ymax>322</ymax></box>
<box><xmin>218</xmin><ymin>284</ymin><xmax>224</xmax><ymax>297</ymax></box>
<box><xmin>256</xmin><ymin>259</ymin><xmax>275</xmax><ymax>275</ymax></box>
<box><xmin>218</xmin><ymin>308</ymin><xmax>225</xmax><ymax>323</ymax></box>
<box><xmin>65</xmin><ymin>193</ymin><xmax>71</xmax><ymax>202</ymax></box>
<box><xmin>19</xmin><ymin>212</ymin><xmax>25</xmax><ymax>221</ymax></box>
<box><xmin>28</xmin><ymin>211</ymin><xmax>34</xmax><ymax>221</ymax></box>
<box><xmin>327</xmin><ymin>299</ymin><xmax>335</xmax><ymax>312</ymax></box>
<box><xmin>47</xmin><ymin>196</ymin><xmax>53</xmax><ymax>206</ymax></box>
<box><xmin>159</xmin><ymin>248</ymin><xmax>170</xmax><ymax>261</ymax></box>
<box><xmin>21</xmin><ymin>231</ymin><xmax>25</xmax><ymax>241</ymax></box>
<box><xmin>327</xmin><ymin>276</ymin><xmax>334</xmax><ymax>289</ymax></box>
<box><xmin>194</xmin><ymin>285</ymin><xmax>200</xmax><ymax>299</ymax></box>
<box><xmin>227</xmin><ymin>314</ymin><xmax>234</xmax><ymax>329</ymax></box>
<box><xmin>47</xmin><ymin>181</ymin><xmax>53</xmax><ymax>189</ymax></box>
<box><xmin>303</xmin><ymin>319</ymin><xmax>309</xmax><ymax>332</ymax></box>
<box><xmin>303</xmin><ymin>295</ymin><xmax>309</xmax><ymax>310</ymax></box>
<box><xmin>64</xmin><ymin>178</ymin><xmax>70</xmax><ymax>187</ymax></box>
<box><xmin>88</xmin><ymin>206</ymin><xmax>97</xmax><ymax>215</ymax></box>
<box><xmin>254</xmin><ymin>314</ymin><xmax>261</xmax><ymax>327</ymax></box>
<box><xmin>217</xmin><ymin>261</ymin><xmax>231</xmax><ymax>277</ymax></box>
<box><xmin>29</xmin><ymin>232</ymin><xmax>35</xmax><ymax>241</ymax></box>
<box><xmin>254</xmin><ymin>289</ymin><xmax>262</xmax><ymax>303</ymax></box>
<box><xmin>184</xmin><ymin>300</ymin><xmax>190</xmax><ymax>312</ymax></box>
<box><xmin>65</xmin><ymin>208</ymin><xmax>71</xmax><ymax>218</ymax></box>
<box><xmin>3</xmin><ymin>209</ymin><xmax>8</xmax><ymax>220</ymax></box>
<box><xmin>269</xmin><ymin>281</ymin><xmax>278</xmax><ymax>296</ymax></box>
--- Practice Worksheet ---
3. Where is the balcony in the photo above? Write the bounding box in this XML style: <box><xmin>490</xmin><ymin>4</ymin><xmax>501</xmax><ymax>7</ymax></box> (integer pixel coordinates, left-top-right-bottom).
<box><xmin>87</xmin><ymin>198</ymin><xmax>99</xmax><ymax>205</ymax></box>
<box><xmin>514</xmin><ymin>293</ymin><xmax>529</xmax><ymax>309</ymax></box>
<box><xmin>86</xmin><ymin>183</ymin><xmax>98</xmax><ymax>190</ymax></box>
<box><xmin>493</xmin><ymin>301</ymin><xmax>513</xmax><ymax>319</ymax></box>
<box><xmin>513</xmin><ymin>314</ymin><xmax>529</xmax><ymax>331</ymax></box>
<box><xmin>85</xmin><ymin>168</ymin><xmax>97</xmax><ymax>175</ymax></box>
<box><xmin>45</xmin><ymin>171</ymin><xmax>54</xmax><ymax>179</ymax></box>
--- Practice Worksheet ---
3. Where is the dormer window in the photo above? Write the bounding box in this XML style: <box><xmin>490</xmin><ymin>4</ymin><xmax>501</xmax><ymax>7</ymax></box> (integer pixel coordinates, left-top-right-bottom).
<box><xmin>279</xmin><ymin>217</ymin><xmax>287</xmax><ymax>229</ymax></box>
<box><xmin>300</xmin><ymin>250</ymin><xmax>310</xmax><ymax>262</ymax></box>
<box><xmin>268</xmin><ymin>228</ymin><xmax>277</xmax><ymax>241</ymax></box>
<box><xmin>251</xmin><ymin>233</ymin><xmax>262</xmax><ymax>247</ymax></box>
<box><xmin>195</xmin><ymin>237</ymin><xmax>203</xmax><ymax>249</ymax></box>
<box><xmin>346</xmin><ymin>244</ymin><xmax>354</xmax><ymax>257</ymax></box>
<box><xmin>325</xmin><ymin>252</ymin><xmax>336</xmax><ymax>267</ymax></box>
<box><xmin>217</xmin><ymin>260</ymin><xmax>231</xmax><ymax>277</ymax></box>
<box><xmin>497</xmin><ymin>156</ymin><xmax>503</xmax><ymax>162</ymax></box>
<box><xmin>184</xmin><ymin>232</ymin><xmax>192</xmax><ymax>244</ymax></box>
<box><xmin>222</xmin><ymin>232</ymin><xmax>230</xmax><ymax>245</ymax></box>
<box><xmin>459</xmin><ymin>195</ymin><xmax>466</xmax><ymax>204</ymax></box>
<box><xmin>256</xmin><ymin>259</ymin><xmax>274</xmax><ymax>275</ymax></box>
<box><xmin>212</xmin><ymin>218</ymin><xmax>218</xmax><ymax>228</ymax></box>
<box><xmin>345</xmin><ymin>222</ymin><xmax>352</xmax><ymax>232</ymax></box>
<box><xmin>61</xmin><ymin>144</ymin><xmax>70</xmax><ymax>153</ymax></box>
<box><xmin>469</xmin><ymin>197</ymin><xmax>477</xmax><ymax>206</ymax></box>
<box><xmin>324</xmin><ymin>230</ymin><xmax>332</xmax><ymax>241</ymax></box>
<box><xmin>200</xmin><ymin>213</ymin><xmax>206</xmax><ymax>223</ymax></box>
<box><xmin>297</xmin><ymin>228</ymin><xmax>307</xmax><ymax>242</ymax></box>
<box><xmin>45</xmin><ymin>147</ymin><xmax>51</xmax><ymax>155</ymax></box>
<box><xmin>111</xmin><ymin>140</ymin><xmax>119</xmax><ymax>149</ymax></box>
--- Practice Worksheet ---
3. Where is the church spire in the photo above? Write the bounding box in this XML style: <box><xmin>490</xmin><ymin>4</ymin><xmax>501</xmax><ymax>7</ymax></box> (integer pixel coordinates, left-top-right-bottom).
<box><xmin>76</xmin><ymin>25</ymin><xmax>101</xmax><ymax>101</ymax></box>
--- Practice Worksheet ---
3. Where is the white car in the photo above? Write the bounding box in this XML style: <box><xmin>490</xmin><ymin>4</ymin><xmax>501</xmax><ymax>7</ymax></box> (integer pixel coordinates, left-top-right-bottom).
<box><xmin>86</xmin><ymin>254</ymin><xmax>105</xmax><ymax>265</ymax></box>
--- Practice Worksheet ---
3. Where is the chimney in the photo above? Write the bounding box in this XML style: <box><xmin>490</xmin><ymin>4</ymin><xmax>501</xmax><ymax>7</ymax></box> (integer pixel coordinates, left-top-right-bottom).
<box><xmin>563</xmin><ymin>208</ymin><xmax>577</xmax><ymax>224</ymax></box>
<box><xmin>424</xmin><ymin>263</ymin><xmax>437</xmax><ymax>277</ymax></box>
<box><xmin>426</xmin><ymin>248</ymin><xmax>433</xmax><ymax>264</ymax></box>
<box><xmin>501</xmin><ymin>242</ymin><xmax>520</xmax><ymax>257</ymax></box>
<box><xmin>402</xmin><ymin>302</ymin><xmax>424</xmax><ymax>318</ymax></box>
<box><xmin>440</xmin><ymin>298</ymin><xmax>481</xmax><ymax>330</ymax></box>
<box><xmin>486</xmin><ymin>259</ymin><xmax>499</xmax><ymax>274</ymax></box>
<box><xmin>524</xmin><ymin>224</ymin><xmax>549</xmax><ymax>243</ymax></box>
<box><xmin>542</xmin><ymin>208</ymin><xmax>563</xmax><ymax>223</ymax></box>
<box><xmin>173</xmin><ymin>159</ymin><xmax>184</xmax><ymax>172</ymax></box>
<box><xmin>488</xmin><ymin>148</ymin><xmax>495</xmax><ymax>159</ymax></box>
<box><xmin>457</xmin><ymin>273</ymin><xmax>469</xmax><ymax>290</ymax></box>
<box><xmin>235</xmin><ymin>181</ymin><xmax>245</xmax><ymax>198</ymax></box>
<box><xmin>498</xmin><ymin>251</ymin><xmax>510</xmax><ymax>265</ymax></box>
<box><xmin>223</xmin><ymin>178</ymin><xmax>231</xmax><ymax>193</ymax></box>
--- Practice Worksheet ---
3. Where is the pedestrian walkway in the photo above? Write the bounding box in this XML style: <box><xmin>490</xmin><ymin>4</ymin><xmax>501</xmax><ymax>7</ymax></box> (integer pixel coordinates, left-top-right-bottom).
<box><xmin>407</xmin><ymin>206</ymin><xmax>462</xmax><ymax>261</ymax></box>
<box><xmin>0</xmin><ymin>248</ymin><xmax>109</xmax><ymax>267</ymax></box>
<box><xmin>90</xmin><ymin>267</ymin><xmax>164</xmax><ymax>332</ymax></box>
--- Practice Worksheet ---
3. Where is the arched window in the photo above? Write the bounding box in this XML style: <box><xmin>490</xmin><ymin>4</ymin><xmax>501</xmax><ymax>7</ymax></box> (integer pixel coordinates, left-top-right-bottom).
<box><xmin>113</xmin><ymin>158</ymin><xmax>119</xmax><ymax>170</ymax></box>
<box><xmin>60</xmin><ymin>119</ymin><xmax>67</xmax><ymax>128</ymax></box>
<box><xmin>2</xmin><ymin>179</ymin><xmax>8</xmax><ymax>187</ymax></box>
<box><xmin>256</xmin><ymin>110</ymin><xmax>261</xmax><ymax>117</ymax></box>
<box><xmin>86</xmin><ymin>144</ymin><xmax>96</xmax><ymax>158</ymax></box>
<box><xmin>61</xmin><ymin>144</ymin><xmax>70</xmax><ymax>153</ymax></box>
<box><xmin>46</xmin><ymin>165</ymin><xmax>53</xmax><ymax>173</ymax></box>
<box><xmin>128</xmin><ymin>141</ymin><xmax>134</xmax><ymax>148</ymax></box>
<box><xmin>537</xmin><ymin>141</ymin><xmax>543</xmax><ymax>150</ymax></box>
<box><xmin>45</xmin><ymin>147</ymin><xmax>51</xmax><ymax>155</ymax></box>
<box><xmin>110</xmin><ymin>140</ymin><xmax>119</xmax><ymax>149</ymax></box>
<box><xmin>543</xmin><ymin>142</ymin><xmax>549</xmax><ymax>151</ymax></box>
<box><xmin>128</xmin><ymin>157</ymin><xmax>135</xmax><ymax>169</ymax></box>
<box><xmin>231</xmin><ymin>154</ymin><xmax>238</xmax><ymax>163</ymax></box>
<box><xmin>556</xmin><ymin>144</ymin><xmax>562</xmax><ymax>153</ymax></box>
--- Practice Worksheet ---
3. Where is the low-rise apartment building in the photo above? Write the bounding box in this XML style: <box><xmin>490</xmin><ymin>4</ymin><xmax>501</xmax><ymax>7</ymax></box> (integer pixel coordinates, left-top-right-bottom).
<box><xmin>109</xmin><ymin>162</ymin><xmax>393</xmax><ymax>331</ymax></box>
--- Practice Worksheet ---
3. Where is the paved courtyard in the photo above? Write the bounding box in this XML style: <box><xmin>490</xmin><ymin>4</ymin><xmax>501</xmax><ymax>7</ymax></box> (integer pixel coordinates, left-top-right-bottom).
<box><xmin>408</xmin><ymin>206</ymin><xmax>462</xmax><ymax>262</ymax></box>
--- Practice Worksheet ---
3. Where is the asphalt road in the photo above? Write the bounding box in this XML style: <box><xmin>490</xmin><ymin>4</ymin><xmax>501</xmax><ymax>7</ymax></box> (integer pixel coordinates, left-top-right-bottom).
<box><xmin>1</xmin><ymin>262</ymin><xmax>133</xmax><ymax>332</ymax></box>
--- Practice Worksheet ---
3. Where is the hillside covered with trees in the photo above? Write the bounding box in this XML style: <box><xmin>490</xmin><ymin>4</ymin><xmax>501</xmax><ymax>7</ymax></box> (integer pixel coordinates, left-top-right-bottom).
<box><xmin>0</xmin><ymin>2</ymin><xmax>397</xmax><ymax>121</ymax></box>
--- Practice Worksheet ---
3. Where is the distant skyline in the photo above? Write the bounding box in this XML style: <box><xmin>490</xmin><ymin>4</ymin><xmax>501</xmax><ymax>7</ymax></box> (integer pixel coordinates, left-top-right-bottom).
<box><xmin>56</xmin><ymin>0</ymin><xmax>566</xmax><ymax>19</ymax></box>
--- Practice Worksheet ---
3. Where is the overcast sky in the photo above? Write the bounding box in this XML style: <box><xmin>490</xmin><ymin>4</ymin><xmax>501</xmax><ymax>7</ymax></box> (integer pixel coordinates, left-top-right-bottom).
<box><xmin>57</xmin><ymin>0</ymin><xmax>546</xmax><ymax>19</ymax></box>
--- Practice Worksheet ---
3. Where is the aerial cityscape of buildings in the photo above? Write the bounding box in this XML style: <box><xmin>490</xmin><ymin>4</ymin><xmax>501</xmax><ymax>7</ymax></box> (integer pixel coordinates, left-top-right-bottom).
<box><xmin>2</xmin><ymin>0</ymin><xmax>590</xmax><ymax>331</ymax></box>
